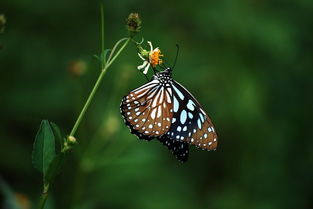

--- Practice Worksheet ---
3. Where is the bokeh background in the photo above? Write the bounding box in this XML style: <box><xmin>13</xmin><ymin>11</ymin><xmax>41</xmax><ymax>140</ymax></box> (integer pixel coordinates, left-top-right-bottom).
<box><xmin>1</xmin><ymin>0</ymin><xmax>313</xmax><ymax>209</ymax></box>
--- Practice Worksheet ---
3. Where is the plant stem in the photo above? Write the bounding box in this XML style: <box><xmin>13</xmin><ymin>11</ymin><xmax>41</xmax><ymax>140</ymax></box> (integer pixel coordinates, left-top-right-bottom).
<box><xmin>38</xmin><ymin>183</ymin><xmax>49</xmax><ymax>209</ymax></box>
<box><xmin>69</xmin><ymin>38</ymin><xmax>130</xmax><ymax>137</ymax></box>
<box><xmin>100</xmin><ymin>3</ymin><xmax>105</xmax><ymax>70</ymax></box>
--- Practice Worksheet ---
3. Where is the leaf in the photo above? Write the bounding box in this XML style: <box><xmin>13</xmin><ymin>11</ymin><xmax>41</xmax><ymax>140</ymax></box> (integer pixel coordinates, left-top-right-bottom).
<box><xmin>32</xmin><ymin>120</ymin><xmax>56</xmax><ymax>175</ymax></box>
<box><xmin>44</xmin><ymin>153</ymin><xmax>65</xmax><ymax>183</ymax></box>
<box><xmin>50</xmin><ymin>122</ymin><xmax>64</xmax><ymax>151</ymax></box>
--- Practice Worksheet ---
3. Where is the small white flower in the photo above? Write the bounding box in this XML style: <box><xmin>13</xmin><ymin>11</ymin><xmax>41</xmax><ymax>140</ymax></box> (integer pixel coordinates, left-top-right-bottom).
<box><xmin>137</xmin><ymin>53</ymin><xmax>150</xmax><ymax>74</ymax></box>
<box><xmin>137</xmin><ymin>41</ymin><xmax>163</xmax><ymax>74</ymax></box>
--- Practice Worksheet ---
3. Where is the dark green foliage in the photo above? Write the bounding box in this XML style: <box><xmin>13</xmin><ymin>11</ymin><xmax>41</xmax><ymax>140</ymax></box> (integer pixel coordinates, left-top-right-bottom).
<box><xmin>32</xmin><ymin>120</ymin><xmax>65</xmax><ymax>187</ymax></box>
<box><xmin>50</xmin><ymin>122</ymin><xmax>64</xmax><ymax>151</ymax></box>
<box><xmin>44</xmin><ymin>153</ymin><xmax>65</xmax><ymax>183</ymax></box>
<box><xmin>1</xmin><ymin>0</ymin><xmax>313</xmax><ymax>209</ymax></box>
<box><xmin>32</xmin><ymin>120</ymin><xmax>56</xmax><ymax>175</ymax></box>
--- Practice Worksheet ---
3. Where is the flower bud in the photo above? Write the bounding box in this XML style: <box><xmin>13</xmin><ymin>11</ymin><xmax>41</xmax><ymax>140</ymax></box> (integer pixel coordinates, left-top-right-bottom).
<box><xmin>67</xmin><ymin>135</ymin><xmax>77</xmax><ymax>144</ymax></box>
<box><xmin>126</xmin><ymin>13</ymin><xmax>141</xmax><ymax>37</ymax></box>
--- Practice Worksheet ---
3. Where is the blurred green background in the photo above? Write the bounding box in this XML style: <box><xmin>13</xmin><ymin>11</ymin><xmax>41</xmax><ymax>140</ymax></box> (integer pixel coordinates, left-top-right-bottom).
<box><xmin>1</xmin><ymin>0</ymin><xmax>313</xmax><ymax>209</ymax></box>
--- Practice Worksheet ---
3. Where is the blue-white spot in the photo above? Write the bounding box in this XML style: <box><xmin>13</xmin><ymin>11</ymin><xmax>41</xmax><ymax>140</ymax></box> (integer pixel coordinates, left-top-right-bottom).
<box><xmin>188</xmin><ymin>112</ymin><xmax>193</xmax><ymax>119</ymax></box>
<box><xmin>177</xmin><ymin>126</ymin><xmax>182</xmax><ymax>132</ymax></box>
<box><xmin>187</xmin><ymin>100</ymin><xmax>195</xmax><ymax>111</ymax></box>
<box><xmin>183</xmin><ymin>126</ymin><xmax>187</xmax><ymax>131</ymax></box>
<box><xmin>197</xmin><ymin>119</ymin><xmax>202</xmax><ymax>129</ymax></box>
<box><xmin>173</xmin><ymin>84</ymin><xmax>184</xmax><ymax>100</ymax></box>
<box><xmin>199</xmin><ymin>113</ymin><xmax>205</xmax><ymax>123</ymax></box>
<box><xmin>180</xmin><ymin>110</ymin><xmax>187</xmax><ymax>124</ymax></box>
<box><xmin>173</xmin><ymin>96</ymin><xmax>179</xmax><ymax>112</ymax></box>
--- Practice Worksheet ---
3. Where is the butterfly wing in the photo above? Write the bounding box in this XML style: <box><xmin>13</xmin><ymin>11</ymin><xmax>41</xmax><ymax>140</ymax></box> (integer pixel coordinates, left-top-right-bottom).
<box><xmin>120</xmin><ymin>79</ymin><xmax>174</xmax><ymax>141</ymax></box>
<box><xmin>159</xmin><ymin>135</ymin><xmax>189</xmax><ymax>162</ymax></box>
<box><xmin>163</xmin><ymin>80</ymin><xmax>218</xmax><ymax>150</ymax></box>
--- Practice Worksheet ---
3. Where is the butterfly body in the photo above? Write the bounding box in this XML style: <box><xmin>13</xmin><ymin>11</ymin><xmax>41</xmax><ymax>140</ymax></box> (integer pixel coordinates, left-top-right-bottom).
<box><xmin>120</xmin><ymin>68</ymin><xmax>217</xmax><ymax>162</ymax></box>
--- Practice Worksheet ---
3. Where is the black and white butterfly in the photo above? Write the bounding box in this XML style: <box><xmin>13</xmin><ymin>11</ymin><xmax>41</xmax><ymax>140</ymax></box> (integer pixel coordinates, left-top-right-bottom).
<box><xmin>120</xmin><ymin>67</ymin><xmax>217</xmax><ymax>162</ymax></box>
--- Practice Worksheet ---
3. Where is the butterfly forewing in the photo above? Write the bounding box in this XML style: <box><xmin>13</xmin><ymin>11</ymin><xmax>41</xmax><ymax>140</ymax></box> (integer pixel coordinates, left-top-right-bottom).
<box><xmin>120</xmin><ymin>79</ymin><xmax>174</xmax><ymax>140</ymax></box>
<box><xmin>165</xmin><ymin>81</ymin><xmax>218</xmax><ymax>150</ymax></box>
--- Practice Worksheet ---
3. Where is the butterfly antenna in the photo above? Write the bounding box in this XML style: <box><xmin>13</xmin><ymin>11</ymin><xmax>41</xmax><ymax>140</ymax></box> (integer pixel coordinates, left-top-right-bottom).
<box><xmin>172</xmin><ymin>44</ymin><xmax>179</xmax><ymax>69</ymax></box>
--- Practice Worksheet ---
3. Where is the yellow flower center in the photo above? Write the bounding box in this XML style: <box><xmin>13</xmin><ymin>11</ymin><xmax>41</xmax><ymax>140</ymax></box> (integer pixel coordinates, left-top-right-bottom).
<box><xmin>149</xmin><ymin>49</ymin><xmax>163</xmax><ymax>67</ymax></box>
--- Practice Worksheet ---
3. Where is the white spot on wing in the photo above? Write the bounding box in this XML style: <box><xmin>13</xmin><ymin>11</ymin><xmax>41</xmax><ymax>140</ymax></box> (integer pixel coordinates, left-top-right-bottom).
<box><xmin>197</xmin><ymin>119</ymin><xmax>202</xmax><ymax>129</ymax></box>
<box><xmin>199</xmin><ymin>113</ymin><xmax>205</xmax><ymax>123</ymax></box>
<box><xmin>180</xmin><ymin>110</ymin><xmax>187</xmax><ymax>124</ymax></box>
<box><xmin>187</xmin><ymin>100</ymin><xmax>195</xmax><ymax>111</ymax></box>
<box><xmin>157</xmin><ymin>105</ymin><xmax>162</xmax><ymax>118</ymax></box>
<box><xmin>151</xmin><ymin>108</ymin><xmax>157</xmax><ymax>119</ymax></box>
<box><xmin>173</xmin><ymin>84</ymin><xmax>184</xmax><ymax>100</ymax></box>
<box><xmin>173</xmin><ymin>96</ymin><xmax>179</xmax><ymax>112</ymax></box>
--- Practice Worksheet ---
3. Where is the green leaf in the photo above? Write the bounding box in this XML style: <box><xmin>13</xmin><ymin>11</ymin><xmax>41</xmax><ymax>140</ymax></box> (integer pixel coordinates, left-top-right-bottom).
<box><xmin>50</xmin><ymin>122</ymin><xmax>64</xmax><ymax>151</ymax></box>
<box><xmin>44</xmin><ymin>153</ymin><xmax>65</xmax><ymax>183</ymax></box>
<box><xmin>32</xmin><ymin>120</ymin><xmax>56</xmax><ymax>175</ymax></box>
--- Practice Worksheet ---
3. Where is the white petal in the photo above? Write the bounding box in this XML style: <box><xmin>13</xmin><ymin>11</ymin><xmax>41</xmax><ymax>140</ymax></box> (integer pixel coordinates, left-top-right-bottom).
<box><xmin>143</xmin><ymin>63</ymin><xmax>150</xmax><ymax>74</ymax></box>
<box><xmin>138</xmin><ymin>53</ymin><xmax>145</xmax><ymax>61</ymax></box>
<box><xmin>137</xmin><ymin>61</ymin><xmax>148</xmax><ymax>70</ymax></box>
<box><xmin>147</xmin><ymin>41</ymin><xmax>153</xmax><ymax>51</ymax></box>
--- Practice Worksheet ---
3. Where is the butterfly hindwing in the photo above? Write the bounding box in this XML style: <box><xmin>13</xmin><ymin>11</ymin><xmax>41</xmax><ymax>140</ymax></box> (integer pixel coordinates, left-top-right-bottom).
<box><xmin>158</xmin><ymin>135</ymin><xmax>189</xmax><ymax>162</ymax></box>
<box><xmin>165</xmin><ymin>81</ymin><xmax>218</xmax><ymax>150</ymax></box>
<box><xmin>120</xmin><ymin>79</ymin><xmax>174</xmax><ymax>141</ymax></box>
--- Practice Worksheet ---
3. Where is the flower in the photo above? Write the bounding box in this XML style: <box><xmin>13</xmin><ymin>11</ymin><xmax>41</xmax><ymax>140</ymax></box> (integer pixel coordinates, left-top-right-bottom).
<box><xmin>137</xmin><ymin>41</ymin><xmax>163</xmax><ymax>74</ymax></box>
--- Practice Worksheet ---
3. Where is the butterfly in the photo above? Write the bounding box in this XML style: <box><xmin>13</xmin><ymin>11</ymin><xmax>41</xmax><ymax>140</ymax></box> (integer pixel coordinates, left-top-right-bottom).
<box><xmin>120</xmin><ymin>67</ymin><xmax>218</xmax><ymax>162</ymax></box>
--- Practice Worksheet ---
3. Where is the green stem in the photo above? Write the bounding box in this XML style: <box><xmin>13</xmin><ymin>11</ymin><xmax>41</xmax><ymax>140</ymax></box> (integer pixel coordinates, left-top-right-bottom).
<box><xmin>38</xmin><ymin>183</ymin><xmax>49</xmax><ymax>209</ymax></box>
<box><xmin>69</xmin><ymin>38</ymin><xmax>130</xmax><ymax>137</ymax></box>
<box><xmin>100</xmin><ymin>3</ymin><xmax>105</xmax><ymax>69</ymax></box>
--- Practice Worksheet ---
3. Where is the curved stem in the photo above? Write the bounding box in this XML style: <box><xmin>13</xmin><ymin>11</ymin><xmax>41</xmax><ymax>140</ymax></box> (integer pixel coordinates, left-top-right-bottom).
<box><xmin>69</xmin><ymin>38</ymin><xmax>130</xmax><ymax>137</ymax></box>
<box><xmin>106</xmin><ymin>37</ymin><xmax>128</xmax><ymax>65</ymax></box>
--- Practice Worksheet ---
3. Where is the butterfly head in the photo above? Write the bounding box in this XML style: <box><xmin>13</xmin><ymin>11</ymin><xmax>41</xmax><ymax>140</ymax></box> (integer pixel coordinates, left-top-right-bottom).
<box><xmin>153</xmin><ymin>68</ymin><xmax>173</xmax><ymax>85</ymax></box>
